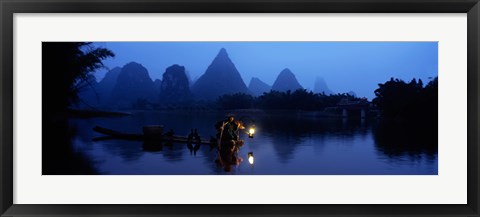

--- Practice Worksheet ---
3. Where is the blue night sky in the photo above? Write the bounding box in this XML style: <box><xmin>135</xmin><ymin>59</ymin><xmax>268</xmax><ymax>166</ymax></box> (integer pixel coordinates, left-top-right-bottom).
<box><xmin>93</xmin><ymin>42</ymin><xmax>438</xmax><ymax>100</ymax></box>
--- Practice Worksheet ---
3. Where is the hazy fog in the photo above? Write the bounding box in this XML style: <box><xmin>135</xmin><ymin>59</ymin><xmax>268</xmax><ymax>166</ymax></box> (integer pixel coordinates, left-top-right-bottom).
<box><xmin>93</xmin><ymin>42</ymin><xmax>437</xmax><ymax>99</ymax></box>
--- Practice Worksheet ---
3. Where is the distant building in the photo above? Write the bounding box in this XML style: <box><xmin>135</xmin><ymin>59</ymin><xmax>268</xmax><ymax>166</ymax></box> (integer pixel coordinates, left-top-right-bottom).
<box><xmin>336</xmin><ymin>97</ymin><xmax>372</xmax><ymax>119</ymax></box>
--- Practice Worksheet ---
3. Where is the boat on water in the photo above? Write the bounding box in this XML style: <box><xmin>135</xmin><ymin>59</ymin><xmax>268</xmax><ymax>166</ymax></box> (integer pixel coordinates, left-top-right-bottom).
<box><xmin>92</xmin><ymin>125</ymin><xmax>214</xmax><ymax>145</ymax></box>
<box><xmin>93</xmin><ymin>125</ymin><xmax>249</xmax><ymax>171</ymax></box>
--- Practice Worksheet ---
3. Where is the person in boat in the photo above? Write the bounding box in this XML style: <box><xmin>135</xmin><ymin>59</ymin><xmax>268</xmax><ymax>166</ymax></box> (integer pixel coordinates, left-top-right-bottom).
<box><xmin>187</xmin><ymin>129</ymin><xmax>194</xmax><ymax>141</ymax></box>
<box><xmin>193</xmin><ymin>129</ymin><xmax>201</xmax><ymax>142</ymax></box>
<box><xmin>214</xmin><ymin>114</ymin><xmax>245</xmax><ymax>169</ymax></box>
<box><xmin>215</xmin><ymin>114</ymin><xmax>243</xmax><ymax>142</ymax></box>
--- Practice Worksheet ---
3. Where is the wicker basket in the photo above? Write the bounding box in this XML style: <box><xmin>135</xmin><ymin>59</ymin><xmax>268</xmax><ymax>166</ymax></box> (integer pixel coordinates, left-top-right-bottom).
<box><xmin>142</xmin><ymin>125</ymin><xmax>164</xmax><ymax>136</ymax></box>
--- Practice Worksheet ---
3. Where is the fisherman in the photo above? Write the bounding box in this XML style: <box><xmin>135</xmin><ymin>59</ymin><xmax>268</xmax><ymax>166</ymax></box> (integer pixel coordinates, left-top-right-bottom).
<box><xmin>215</xmin><ymin>114</ymin><xmax>243</xmax><ymax>142</ymax></box>
<box><xmin>214</xmin><ymin>114</ymin><xmax>245</xmax><ymax>169</ymax></box>
<box><xmin>187</xmin><ymin>129</ymin><xmax>194</xmax><ymax>141</ymax></box>
<box><xmin>193</xmin><ymin>129</ymin><xmax>201</xmax><ymax>142</ymax></box>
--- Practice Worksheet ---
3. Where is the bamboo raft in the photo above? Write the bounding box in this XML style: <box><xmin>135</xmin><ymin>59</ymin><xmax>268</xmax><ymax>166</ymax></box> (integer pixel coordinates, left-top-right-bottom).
<box><xmin>92</xmin><ymin>126</ymin><xmax>213</xmax><ymax>145</ymax></box>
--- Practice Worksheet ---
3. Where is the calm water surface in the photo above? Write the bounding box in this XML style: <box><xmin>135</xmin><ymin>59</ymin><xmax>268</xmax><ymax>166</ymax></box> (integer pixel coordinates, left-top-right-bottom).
<box><xmin>68</xmin><ymin>110</ymin><xmax>437</xmax><ymax>175</ymax></box>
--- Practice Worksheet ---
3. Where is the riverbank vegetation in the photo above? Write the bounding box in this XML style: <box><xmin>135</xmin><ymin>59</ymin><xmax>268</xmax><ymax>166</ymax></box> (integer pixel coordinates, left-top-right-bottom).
<box><xmin>373</xmin><ymin>77</ymin><xmax>438</xmax><ymax>122</ymax></box>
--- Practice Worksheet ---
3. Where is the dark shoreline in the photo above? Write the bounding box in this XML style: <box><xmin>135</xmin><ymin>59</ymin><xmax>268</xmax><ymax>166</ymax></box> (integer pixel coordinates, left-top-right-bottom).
<box><xmin>67</xmin><ymin>108</ymin><xmax>132</xmax><ymax>118</ymax></box>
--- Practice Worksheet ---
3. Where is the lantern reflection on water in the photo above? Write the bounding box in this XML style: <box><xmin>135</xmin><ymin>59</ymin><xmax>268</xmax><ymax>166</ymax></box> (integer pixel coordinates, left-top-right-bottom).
<box><xmin>248</xmin><ymin>152</ymin><xmax>254</xmax><ymax>165</ymax></box>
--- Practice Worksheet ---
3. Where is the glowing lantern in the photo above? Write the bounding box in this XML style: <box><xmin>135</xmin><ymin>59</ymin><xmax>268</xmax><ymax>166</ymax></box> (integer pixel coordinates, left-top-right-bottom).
<box><xmin>248</xmin><ymin>152</ymin><xmax>254</xmax><ymax>165</ymax></box>
<box><xmin>248</xmin><ymin>127</ymin><xmax>255</xmax><ymax>138</ymax></box>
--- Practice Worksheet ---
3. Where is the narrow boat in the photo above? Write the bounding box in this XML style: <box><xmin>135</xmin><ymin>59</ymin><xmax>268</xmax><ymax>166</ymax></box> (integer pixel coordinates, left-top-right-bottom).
<box><xmin>92</xmin><ymin>126</ymin><xmax>213</xmax><ymax>145</ymax></box>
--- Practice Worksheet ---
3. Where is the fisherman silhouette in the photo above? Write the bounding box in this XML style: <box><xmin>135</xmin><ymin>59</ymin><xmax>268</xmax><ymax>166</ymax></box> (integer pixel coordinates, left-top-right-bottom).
<box><xmin>193</xmin><ymin>129</ymin><xmax>201</xmax><ymax>141</ymax></box>
<box><xmin>187</xmin><ymin>129</ymin><xmax>194</xmax><ymax>141</ymax></box>
<box><xmin>215</xmin><ymin>115</ymin><xmax>242</xmax><ymax>142</ymax></box>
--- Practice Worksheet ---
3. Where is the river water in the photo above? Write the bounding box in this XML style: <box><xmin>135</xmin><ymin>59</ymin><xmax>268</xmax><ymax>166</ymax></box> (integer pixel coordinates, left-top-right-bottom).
<box><xmin>66</xmin><ymin>110</ymin><xmax>437</xmax><ymax>175</ymax></box>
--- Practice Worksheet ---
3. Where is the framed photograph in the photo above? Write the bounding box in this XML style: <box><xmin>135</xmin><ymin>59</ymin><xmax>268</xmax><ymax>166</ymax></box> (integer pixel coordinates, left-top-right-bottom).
<box><xmin>1</xmin><ymin>0</ymin><xmax>479</xmax><ymax>216</ymax></box>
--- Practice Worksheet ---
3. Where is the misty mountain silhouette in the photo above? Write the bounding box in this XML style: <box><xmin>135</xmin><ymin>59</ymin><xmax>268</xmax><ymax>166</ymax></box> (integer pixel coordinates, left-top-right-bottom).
<box><xmin>159</xmin><ymin>64</ymin><xmax>192</xmax><ymax>103</ymax></box>
<box><xmin>248</xmin><ymin>77</ymin><xmax>271</xmax><ymax>96</ymax></box>
<box><xmin>109</xmin><ymin>62</ymin><xmax>156</xmax><ymax>108</ymax></box>
<box><xmin>313</xmin><ymin>77</ymin><xmax>334</xmax><ymax>95</ymax></box>
<box><xmin>191</xmin><ymin>48</ymin><xmax>249</xmax><ymax>100</ymax></box>
<box><xmin>91</xmin><ymin>66</ymin><xmax>123</xmax><ymax>105</ymax></box>
<box><xmin>271</xmin><ymin>68</ymin><xmax>303</xmax><ymax>92</ymax></box>
<box><xmin>77</xmin><ymin>67</ymin><xmax>121</xmax><ymax>108</ymax></box>
<box><xmin>153</xmin><ymin>78</ymin><xmax>162</xmax><ymax>94</ymax></box>
<box><xmin>98</xmin><ymin>67</ymin><xmax>122</xmax><ymax>94</ymax></box>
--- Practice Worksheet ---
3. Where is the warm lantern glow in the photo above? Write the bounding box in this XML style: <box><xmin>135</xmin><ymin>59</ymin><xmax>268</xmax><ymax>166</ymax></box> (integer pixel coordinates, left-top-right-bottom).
<box><xmin>248</xmin><ymin>128</ymin><xmax>255</xmax><ymax>138</ymax></box>
<box><xmin>248</xmin><ymin>152</ymin><xmax>254</xmax><ymax>165</ymax></box>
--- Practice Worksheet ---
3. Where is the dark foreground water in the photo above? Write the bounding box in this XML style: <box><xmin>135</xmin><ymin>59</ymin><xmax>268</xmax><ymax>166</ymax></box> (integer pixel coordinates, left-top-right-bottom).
<box><xmin>61</xmin><ymin>110</ymin><xmax>437</xmax><ymax>175</ymax></box>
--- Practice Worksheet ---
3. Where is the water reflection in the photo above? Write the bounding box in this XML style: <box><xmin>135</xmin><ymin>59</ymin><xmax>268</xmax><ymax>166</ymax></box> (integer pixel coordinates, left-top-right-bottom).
<box><xmin>193</xmin><ymin>143</ymin><xmax>201</xmax><ymax>156</ymax></box>
<box><xmin>45</xmin><ymin>111</ymin><xmax>437</xmax><ymax>175</ymax></box>
<box><xmin>257</xmin><ymin>114</ymin><xmax>371</xmax><ymax>164</ymax></box>
<box><xmin>160</xmin><ymin>142</ymin><xmax>184</xmax><ymax>162</ymax></box>
<box><xmin>143</xmin><ymin>141</ymin><xmax>163</xmax><ymax>152</ymax></box>
<box><xmin>43</xmin><ymin>118</ymin><xmax>99</xmax><ymax>175</ymax></box>
<box><xmin>373</xmin><ymin>120</ymin><xmax>437</xmax><ymax>162</ymax></box>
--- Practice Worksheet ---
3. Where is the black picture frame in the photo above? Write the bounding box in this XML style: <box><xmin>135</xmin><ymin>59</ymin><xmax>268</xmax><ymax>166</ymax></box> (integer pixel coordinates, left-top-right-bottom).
<box><xmin>1</xmin><ymin>0</ymin><xmax>479</xmax><ymax>216</ymax></box>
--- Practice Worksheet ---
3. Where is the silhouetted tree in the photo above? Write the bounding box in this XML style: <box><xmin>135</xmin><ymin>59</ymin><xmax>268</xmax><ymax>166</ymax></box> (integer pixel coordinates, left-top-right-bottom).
<box><xmin>372</xmin><ymin>77</ymin><xmax>438</xmax><ymax>122</ymax></box>
<box><xmin>217</xmin><ymin>93</ymin><xmax>254</xmax><ymax>109</ymax></box>
<box><xmin>291</xmin><ymin>89</ymin><xmax>318</xmax><ymax>110</ymax></box>
<box><xmin>43</xmin><ymin>42</ymin><xmax>114</xmax><ymax>113</ymax></box>
<box><xmin>256</xmin><ymin>89</ymin><xmax>359</xmax><ymax>111</ymax></box>
<box><xmin>43</xmin><ymin>42</ymin><xmax>113</xmax><ymax>174</ymax></box>
<box><xmin>420</xmin><ymin>77</ymin><xmax>438</xmax><ymax>122</ymax></box>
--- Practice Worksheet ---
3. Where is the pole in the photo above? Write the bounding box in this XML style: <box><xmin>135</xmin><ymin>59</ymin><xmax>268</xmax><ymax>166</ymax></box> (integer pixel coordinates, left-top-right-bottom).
<box><xmin>216</xmin><ymin>121</ymin><xmax>227</xmax><ymax>165</ymax></box>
